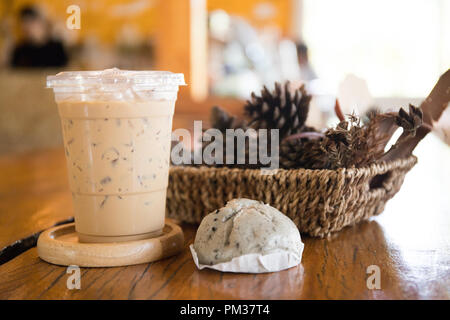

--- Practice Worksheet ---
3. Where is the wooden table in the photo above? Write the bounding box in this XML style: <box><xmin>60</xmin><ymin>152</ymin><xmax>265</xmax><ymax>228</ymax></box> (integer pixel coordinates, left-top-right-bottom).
<box><xmin>0</xmin><ymin>134</ymin><xmax>449</xmax><ymax>299</ymax></box>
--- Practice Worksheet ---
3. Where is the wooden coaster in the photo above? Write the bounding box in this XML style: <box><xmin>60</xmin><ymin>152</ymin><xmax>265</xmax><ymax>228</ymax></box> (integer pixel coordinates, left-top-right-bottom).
<box><xmin>37</xmin><ymin>220</ymin><xmax>184</xmax><ymax>267</ymax></box>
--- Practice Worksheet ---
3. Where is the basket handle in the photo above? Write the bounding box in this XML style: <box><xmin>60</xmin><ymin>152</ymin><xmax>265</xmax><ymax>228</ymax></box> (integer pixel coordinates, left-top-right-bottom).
<box><xmin>368</xmin><ymin>170</ymin><xmax>394</xmax><ymax>191</ymax></box>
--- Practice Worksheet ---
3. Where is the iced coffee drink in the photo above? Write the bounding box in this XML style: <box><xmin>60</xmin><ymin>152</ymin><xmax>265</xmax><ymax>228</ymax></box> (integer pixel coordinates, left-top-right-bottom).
<box><xmin>47</xmin><ymin>69</ymin><xmax>185</xmax><ymax>242</ymax></box>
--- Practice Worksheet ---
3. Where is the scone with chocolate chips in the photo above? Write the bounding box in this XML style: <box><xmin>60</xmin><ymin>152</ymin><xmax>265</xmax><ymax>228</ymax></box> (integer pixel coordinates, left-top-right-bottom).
<box><xmin>193</xmin><ymin>198</ymin><xmax>302</xmax><ymax>265</ymax></box>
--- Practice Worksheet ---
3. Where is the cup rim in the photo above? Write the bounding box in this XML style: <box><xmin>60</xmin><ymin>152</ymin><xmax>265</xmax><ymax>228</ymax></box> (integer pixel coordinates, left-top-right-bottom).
<box><xmin>47</xmin><ymin>68</ymin><xmax>186</xmax><ymax>89</ymax></box>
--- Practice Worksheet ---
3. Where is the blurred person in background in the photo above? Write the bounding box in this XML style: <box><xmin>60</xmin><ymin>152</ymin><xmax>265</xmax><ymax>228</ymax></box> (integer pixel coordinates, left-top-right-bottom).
<box><xmin>11</xmin><ymin>5</ymin><xmax>67</xmax><ymax>68</ymax></box>
<box><xmin>296</xmin><ymin>42</ymin><xmax>317</xmax><ymax>81</ymax></box>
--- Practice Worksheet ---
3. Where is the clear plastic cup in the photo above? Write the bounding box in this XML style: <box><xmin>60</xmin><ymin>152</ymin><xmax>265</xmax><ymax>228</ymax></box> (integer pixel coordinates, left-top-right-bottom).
<box><xmin>47</xmin><ymin>68</ymin><xmax>185</xmax><ymax>242</ymax></box>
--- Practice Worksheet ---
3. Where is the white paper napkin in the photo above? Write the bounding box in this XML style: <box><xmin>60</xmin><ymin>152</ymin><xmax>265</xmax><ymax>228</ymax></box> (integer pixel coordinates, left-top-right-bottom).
<box><xmin>190</xmin><ymin>243</ymin><xmax>304</xmax><ymax>273</ymax></box>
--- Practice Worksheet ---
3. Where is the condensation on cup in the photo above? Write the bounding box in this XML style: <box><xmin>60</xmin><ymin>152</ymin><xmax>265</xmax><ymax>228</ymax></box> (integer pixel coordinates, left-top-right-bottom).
<box><xmin>47</xmin><ymin>68</ymin><xmax>186</xmax><ymax>243</ymax></box>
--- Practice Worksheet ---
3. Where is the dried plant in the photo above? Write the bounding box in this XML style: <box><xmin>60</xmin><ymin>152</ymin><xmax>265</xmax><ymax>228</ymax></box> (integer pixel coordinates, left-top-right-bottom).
<box><xmin>195</xmin><ymin>71</ymin><xmax>450</xmax><ymax>170</ymax></box>
<box><xmin>281</xmin><ymin>103</ymin><xmax>424</xmax><ymax>169</ymax></box>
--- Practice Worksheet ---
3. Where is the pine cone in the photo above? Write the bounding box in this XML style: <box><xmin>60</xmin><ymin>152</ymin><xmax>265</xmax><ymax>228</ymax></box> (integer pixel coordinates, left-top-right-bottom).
<box><xmin>202</xmin><ymin>107</ymin><xmax>257</xmax><ymax>167</ymax></box>
<box><xmin>202</xmin><ymin>131</ymin><xmax>263</xmax><ymax>168</ymax></box>
<box><xmin>280</xmin><ymin>136</ymin><xmax>325</xmax><ymax>169</ymax></box>
<box><xmin>244</xmin><ymin>82</ymin><xmax>313</xmax><ymax>139</ymax></box>
<box><xmin>210</xmin><ymin>106</ymin><xmax>247</xmax><ymax>133</ymax></box>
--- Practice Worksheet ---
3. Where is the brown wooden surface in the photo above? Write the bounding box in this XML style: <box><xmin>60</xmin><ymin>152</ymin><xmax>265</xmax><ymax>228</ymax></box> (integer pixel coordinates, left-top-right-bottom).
<box><xmin>0</xmin><ymin>133</ymin><xmax>449</xmax><ymax>299</ymax></box>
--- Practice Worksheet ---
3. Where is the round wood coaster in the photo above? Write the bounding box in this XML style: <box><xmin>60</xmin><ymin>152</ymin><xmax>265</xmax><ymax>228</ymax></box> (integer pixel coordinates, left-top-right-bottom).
<box><xmin>37</xmin><ymin>220</ymin><xmax>184</xmax><ymax>267</ymax></box>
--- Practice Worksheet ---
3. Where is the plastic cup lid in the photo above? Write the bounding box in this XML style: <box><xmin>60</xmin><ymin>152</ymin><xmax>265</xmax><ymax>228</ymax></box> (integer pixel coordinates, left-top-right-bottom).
<box><xmin>47</xmin><ymin>68</ymin><xmax>186</xmax><ymax>91</ymax></box>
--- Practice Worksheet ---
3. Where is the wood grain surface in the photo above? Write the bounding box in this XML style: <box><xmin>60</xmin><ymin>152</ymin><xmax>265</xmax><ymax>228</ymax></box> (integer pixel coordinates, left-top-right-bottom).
<box><xmin>0</xmin><ymin>134</ymin><xmax>449</xmax><ymax>299</ymax></box>
<box><xmin>0</xmin><ymin>148</ymin><xmax>73</xmax><ymax>249</ymax></box>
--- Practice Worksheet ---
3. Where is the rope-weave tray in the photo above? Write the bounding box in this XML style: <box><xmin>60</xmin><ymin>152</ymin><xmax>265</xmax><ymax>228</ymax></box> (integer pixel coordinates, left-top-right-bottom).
<box><xmin>166</xmin><ymin>156</ymin><xmax>417</xmax><ymax>238</ymax></box>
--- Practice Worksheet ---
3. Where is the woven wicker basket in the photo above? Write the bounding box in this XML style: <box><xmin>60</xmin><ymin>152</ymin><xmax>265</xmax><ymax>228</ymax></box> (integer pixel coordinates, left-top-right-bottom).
<box><xmin>166</xmin><ymin>156</ymin><xmax>417</xmax><ymax>237</ymax></box>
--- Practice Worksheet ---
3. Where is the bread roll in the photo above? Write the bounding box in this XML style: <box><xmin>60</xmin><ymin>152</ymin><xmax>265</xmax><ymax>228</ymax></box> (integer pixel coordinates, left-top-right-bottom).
<box><xmin>193</xmin><ymin>198</ymin><xmax>302</xmax><ymax>265</ymax></box>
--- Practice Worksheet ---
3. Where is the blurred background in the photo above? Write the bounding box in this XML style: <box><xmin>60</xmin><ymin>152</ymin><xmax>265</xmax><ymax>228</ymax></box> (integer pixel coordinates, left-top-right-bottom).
<box><xmin>0</xmin><ymin>0</ymin><xmax>449</xmax><ymax>154</ymax></box>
